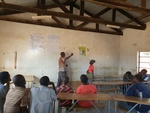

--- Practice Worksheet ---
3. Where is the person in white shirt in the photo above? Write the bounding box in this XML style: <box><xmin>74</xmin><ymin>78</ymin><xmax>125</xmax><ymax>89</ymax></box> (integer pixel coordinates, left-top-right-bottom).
<box><xmin>57</xmin><ymin>52</ymin><xmax>73</xmax><ymax>87</ymax></box>
<box><xmin>30</xmin><ymin>76</ymin><xmax>57</xmax><ymax>113</ymax></box>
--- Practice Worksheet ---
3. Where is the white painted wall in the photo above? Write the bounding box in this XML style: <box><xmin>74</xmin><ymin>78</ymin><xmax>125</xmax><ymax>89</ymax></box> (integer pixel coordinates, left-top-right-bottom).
<box><xmin>0</xmin><ymin>20</ymin><xmax>120</xmax><ymax>85</ymax></box>
<box><xmin>119</xmin><ymin>22</ymin><xmax>150</xmax><ymax>76</ymax></box>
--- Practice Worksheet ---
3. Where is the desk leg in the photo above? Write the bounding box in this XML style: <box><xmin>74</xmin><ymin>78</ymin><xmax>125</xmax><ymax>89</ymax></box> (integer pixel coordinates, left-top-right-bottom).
<box><xmin>58</xmin><ymin>100</ymin><xmax>61</xmax><ymax>113</ymax></box>
<box><xmin>53</xmin><ymin>101</ymin><xmax>55</xmax><ymax>113</ymax></box>
<box><xmin>115</xmin><ymin>85</ymin><xmax>123</xmax><ymax>94</ymax></box>
<box><xmin>67</xmin><ymin>100</ymin><xmax>79</xmax><ymax>113</ymax></box>
<box><xmin>107</xmin><ymin>101</ymin><xmax>110</xmax><ymax>113</ymax></box>
<box><xmin>114</xmin><ymin>100</ymin><xmax>117</xmax><ymax>113</ymax></box>
<box><xmin>127</xmin><ymin>103</ymin><xmax>139</xmax><ymax>113</ymax></box>
<box><xmin>104</xmin><ymin>85</ymin><xmax>111</xmax><ymax>93</ymax></box>
<box><xmin>98</xmin><ymin>85</ymin><xmax>100</xmax><ymax>93</ymax></box>
<box><xmin>89</xmin><ymin>101</ymin><xmax>101</xmax><ymax>113</ymax></box>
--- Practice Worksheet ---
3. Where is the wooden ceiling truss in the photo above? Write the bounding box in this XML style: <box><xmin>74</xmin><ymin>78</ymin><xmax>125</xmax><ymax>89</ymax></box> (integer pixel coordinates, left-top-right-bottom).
<box><xmin>0</xmin><ymin>0</ymin><xmax>150</xmax><ymax>35</ymax></box>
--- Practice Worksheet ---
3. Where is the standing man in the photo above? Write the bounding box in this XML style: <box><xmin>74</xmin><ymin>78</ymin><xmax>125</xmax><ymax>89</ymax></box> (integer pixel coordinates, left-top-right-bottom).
<box><xmin>57</xmin><ymin>52</ymin><xmax>73</xmax><ymax>87</ymax></box>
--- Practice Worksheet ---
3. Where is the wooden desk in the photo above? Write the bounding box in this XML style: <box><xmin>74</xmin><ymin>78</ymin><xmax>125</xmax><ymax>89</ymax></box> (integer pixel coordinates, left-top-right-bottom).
<box><xmin>57</xmin><ymin>93</ymin><xmax>112</xmax><ymax>113</ymax></box>
<box><xmin>93</xmin><ymin>81</ymin><xmax>131</xmax><ymax>94</ymax></box>
<box><xmin>93</xmin><ymin>76</ymin><xmax>122</xmax><ymax>82</ymax></box>
<box><xmin>113</xmin><ymin>94</ymin><xmax>150</xmax><ymax>113</ymax></box>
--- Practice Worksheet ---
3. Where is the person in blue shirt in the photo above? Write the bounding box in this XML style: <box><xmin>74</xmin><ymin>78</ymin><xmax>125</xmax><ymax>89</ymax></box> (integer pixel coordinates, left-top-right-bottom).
<box><xmin>119</xmin><ymin>73</ymin><xmax>150</xmax><ymax>113</ymax></box>
<box><xmin>139</xmin><ymin>69</ymin><xmax>149</xmax><ymax>82</ymax></box>
<box><xmin>0</xmin><ymin>71</ymin><xmax>11</xmax><ymax>113</ymax></box>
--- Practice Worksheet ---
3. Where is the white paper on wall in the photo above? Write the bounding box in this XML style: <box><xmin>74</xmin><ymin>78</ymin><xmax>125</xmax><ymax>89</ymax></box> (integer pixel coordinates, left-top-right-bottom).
<box><xmin>46</xmin><ymin>34</ymin><xmax>60</xmax><ymax>53</ymax></box>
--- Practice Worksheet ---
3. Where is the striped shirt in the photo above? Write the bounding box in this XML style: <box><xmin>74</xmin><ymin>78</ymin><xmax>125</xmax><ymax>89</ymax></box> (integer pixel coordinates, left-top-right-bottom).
<box><xmin>56</xmin><ymin>84</ymin><xmax>73</xmax><ymax>106</ymax></box>
<box><xmin>4</xmin><ymin>87</ymin><xmax>29</xmax><ymax>113</ymax></box>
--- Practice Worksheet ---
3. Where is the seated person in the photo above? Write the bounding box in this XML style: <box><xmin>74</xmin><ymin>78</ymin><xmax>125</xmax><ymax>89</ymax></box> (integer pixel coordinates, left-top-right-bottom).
<box><xmin>119</xmin><ymin>74</ymin><xmax>150</xmax><ymax>113</ymax></box>
<box><xmin>76</xmin><ymin>74</ymin><xmax>97</xmax><ymax>107</ymax></box>
<box><xmin>56</xmin><ymin>76</ymin><xmax>74</xmax><ymax>107</ymax></box>
<box><xmin>123</xmin><ymin>71</ymin><xmax>133</xmax><ymax>82</ymax></box>
<box><xmin>4</xmin><ymin>74</ymin><xmax>29</xmax><ymax>113</ymax></box>
<box><xmin>30</xmin><ymin>76</ymin><xmax>57</xmax><ymax>113</ymax></box>
<box><xmin>0</xmin><ymin>71</ymin><xmax>11</xmax><ymax>113</ymax></box>
<box><xmin>139</xmin><ymin>69</ymin><xmax>149</xmax><ymax>82</ymax></box>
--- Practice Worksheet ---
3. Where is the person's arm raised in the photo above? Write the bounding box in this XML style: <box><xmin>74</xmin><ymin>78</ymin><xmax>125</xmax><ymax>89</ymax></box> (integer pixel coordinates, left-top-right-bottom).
<box><xmin>65</xmin><ymin>53</ymin><xmax>73</xmax><ymax>61</ymax></box>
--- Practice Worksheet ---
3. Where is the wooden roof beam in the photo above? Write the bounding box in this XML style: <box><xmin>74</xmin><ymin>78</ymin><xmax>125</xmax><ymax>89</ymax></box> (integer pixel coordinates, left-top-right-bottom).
<box><xmin>52</xmin><ymin>16</ymin><xmax>68</xmax><ymax>28</ymax></box>
<box><xmin>0</xmin><ymin>17</ymin><xmax>122</xmax><ymax>35</ymax></box>
<box><xmin>0</xmin><ymin>2</ymin><xmax>145</xmax><ymax>30</ymax></box>
<box><xmin>141</xmin><ymin>0</ymin><xmax>146</xmax><ymax>8</ymax></box>
<box><xmin>76</xmin><ymin>7</ymin><xmax>111</xmax><ymax>29</ymax></box>
<box><xmin>80</xmin><ymin>0</ymin><xmax>85</xmax><ymax>16</ymax></box>
<box><xmin>112</xmin><ymin>9</ymin><xmax>116</xmax><ymax>22</ymax></box>
<box><xmin>116</xmin><ymin>9</ymin><xmax>146</xmax><ymax>28</ymax></box>
<box><xmin>52</xmin><ymin>0</ymin><xmax>71</xmax><ymax>13</ymax></box>
<box><xmin>86</xmin><ymin>0</ymin><xmax>150</xmax><ymax>15</ymax></box>
<box><xmin>69</xmin><ymin>1</ymin><xmax>74</xmax><ymax>28</ymax></box>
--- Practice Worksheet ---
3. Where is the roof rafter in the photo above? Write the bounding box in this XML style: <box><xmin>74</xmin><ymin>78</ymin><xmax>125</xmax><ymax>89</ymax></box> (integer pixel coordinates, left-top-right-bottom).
<box><xmin>0</xmin><ymin>2</ymin><xmax>144</xmax><ymax>30</ymax></box>
<box><xmin>0</xmin><ymin>16</ymin><xmax>122</xmax><ymax>35</ymax></box>
<box><xmin>86</xmin><ymin>0</ymin><xmax>150</xmax><ymax>15</ymax></box>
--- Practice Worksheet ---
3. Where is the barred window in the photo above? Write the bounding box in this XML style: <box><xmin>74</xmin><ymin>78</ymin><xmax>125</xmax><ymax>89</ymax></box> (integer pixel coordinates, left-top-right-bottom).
<box><xmin>137</xmin><ymin>51</ymin><xmax>150</xmax><ymax>74</ymax></box>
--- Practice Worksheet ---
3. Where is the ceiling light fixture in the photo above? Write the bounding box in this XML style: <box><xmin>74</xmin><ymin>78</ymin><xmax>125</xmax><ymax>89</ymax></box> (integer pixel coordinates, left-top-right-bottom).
<box><xmin>106</xmin><ymin>24</ymin><xmax>120</xmax><ymax>29</ymax></box>
<box><xmin>32</xmin><ymin>16</ymin><xmax>51</xmax><ymax>20</ymax></box>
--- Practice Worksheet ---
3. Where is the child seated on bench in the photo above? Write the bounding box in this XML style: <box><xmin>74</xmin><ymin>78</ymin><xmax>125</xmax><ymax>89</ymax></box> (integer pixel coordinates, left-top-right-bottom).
<box><xmin>119</xmin><ymin>74</ymin><xmax>150</xmax><ymax>113</ymax></box>
<box><xmin>76</xmin><ymin>74</ymin><xmax>97</xmax><ymax>107</ymax></box>
<box><xmin>56</xmin><ymin>76</ymin><xmax>74</xmax><ymax>107</ymax></box>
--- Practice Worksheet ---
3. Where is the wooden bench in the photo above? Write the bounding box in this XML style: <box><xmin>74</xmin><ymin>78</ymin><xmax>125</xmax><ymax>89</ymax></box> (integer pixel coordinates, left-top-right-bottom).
<box><xmin>113</xmin><ymin>105</ymin><xmax>132</xmax><ymax>113</ymax></box>
<box><xmin>61</xmin><ymin>102</ymin><xmax>105</xmax><ymax>112</ymax></box>
<box><xmin>57</xmin><ymin>93</ymin><xmax>112</xmax><ymax>113</ymax></box>
<box><xmin>100</xmin><ymin>88</ymin><xmax>119</xmax><ymax>93</ymax></box>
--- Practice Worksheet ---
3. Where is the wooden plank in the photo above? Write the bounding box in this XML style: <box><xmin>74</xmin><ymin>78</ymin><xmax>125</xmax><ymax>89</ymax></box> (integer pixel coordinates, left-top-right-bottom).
<box><xmin>80</xmin><ymin>0</ymin><xmax>85</xmax><ymax>16</ymax></box>
<box><xmin>116</xmin><ymin>9</ymin><xmax>146</xmax><ymax>28</ymax></box>
<box><xmin>113</xmin><ymin>94</ymin><xmax>150</xmax><ymax>105</ymax></box>
<box><xmin>52</xmin><ymin>0</ymin><xmax>70</xmax><ymax>13</ymax></box>
<box><xmin>0</xmin><ymin>2</ymin><xmax>144</xmax><ymax>30</ymax></box>
<box><xmin>141</xmin><ymin>0</ymin><xmax>146</xmax><ymax>8</ymax></box>
<box><xmin>86</xmin><ymin>0</ymin><xmax>150</xmax><ymax>15</ymax></box>
<box><xmin>52</xmin><ymin>16</ymin><xmax>68</xmax><ymax>28</ymax></box>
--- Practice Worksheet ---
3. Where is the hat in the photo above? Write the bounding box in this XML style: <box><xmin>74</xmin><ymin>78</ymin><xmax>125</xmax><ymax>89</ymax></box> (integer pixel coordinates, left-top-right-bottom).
<box><xmin>90</xmin><ymin>59</ymin><xmax>96</xmax><ymax>64</ymax></box>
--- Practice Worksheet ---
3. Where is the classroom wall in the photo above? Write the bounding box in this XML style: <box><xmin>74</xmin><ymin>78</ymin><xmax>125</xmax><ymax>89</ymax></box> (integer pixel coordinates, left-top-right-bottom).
<box><xmin>119</xmin><ymin>22</ymin><xmax>150</xmax><ymax>76</ymax></box>
<box><xmin>0</xmin><ymin>20</ymin><xmax>120</xmax><ymax>85</ymax></box>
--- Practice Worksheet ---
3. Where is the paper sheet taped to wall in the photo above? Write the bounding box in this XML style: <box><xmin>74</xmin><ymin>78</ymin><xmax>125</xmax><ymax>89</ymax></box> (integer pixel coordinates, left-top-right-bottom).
<box><xmin>29</xmin><ymin>33</ymin><xmax>45</xmax><ymax>50</ymax></box>
<box><xmin>46</xmin><ymin>34</ymin><xmax>60</xmax><ymax>53</ymax></box>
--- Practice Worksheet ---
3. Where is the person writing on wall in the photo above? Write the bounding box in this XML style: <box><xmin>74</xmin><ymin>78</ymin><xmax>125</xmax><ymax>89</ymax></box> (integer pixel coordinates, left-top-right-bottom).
<box><xmin>57</xmin><ymin>52</ymin><xmax>73</xmax><ymax>87</ymax></box>
<box><xmin>86</xmin><ymin>59</ymin><xmax>96</xmax><ymax>79</ymax></box>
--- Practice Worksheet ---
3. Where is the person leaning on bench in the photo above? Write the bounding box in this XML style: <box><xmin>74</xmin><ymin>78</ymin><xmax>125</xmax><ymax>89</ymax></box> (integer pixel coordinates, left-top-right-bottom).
<box><xmin>30</xmin><ymin>76</ymin><xmax>57</xmax><ymax>113</ymax></box>
<box><xmin>4</xmin><ymin>74</ymin><xmax>30</xmax><ymax>113</ymax></box>
<box><xmin>119</xmin><ymin>73</ymin><xmax>150</xmax><ymax>113</ymax></box>
<box><xmin>56</xmin><ymin>76</ymin><xmax>74</xmax><ymax>108</ymax></box>
<box><xmin>76</xmin><ymin>74</ymin><xmax>97</xmax><ymax>107</ymax></box>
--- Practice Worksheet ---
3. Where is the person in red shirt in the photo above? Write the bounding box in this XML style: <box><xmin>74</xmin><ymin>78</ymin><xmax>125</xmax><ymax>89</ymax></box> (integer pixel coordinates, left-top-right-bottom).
<box><xmin>76</xmin><ymin>74</ymin><xmax>97</xmax><ymax>107</ymax></box>
<box><xmin>87</xmin><ymin>59</ymin><xmax>96</xmax><ymax>79</ymax></box>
